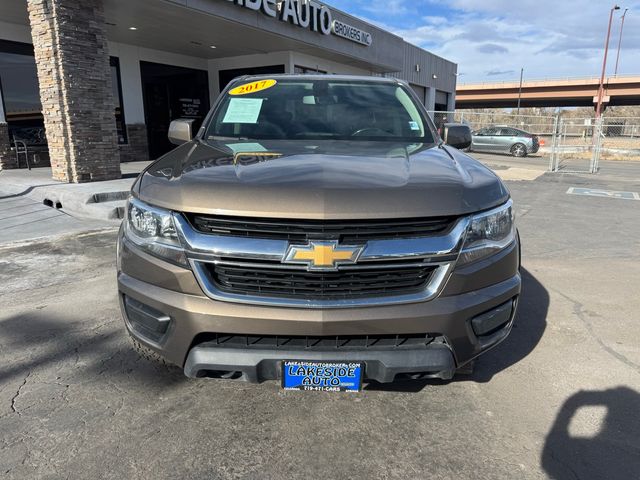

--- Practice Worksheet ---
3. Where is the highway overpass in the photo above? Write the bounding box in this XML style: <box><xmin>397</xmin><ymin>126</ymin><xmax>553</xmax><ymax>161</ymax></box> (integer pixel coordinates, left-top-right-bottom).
<box><xmin>456</xmin><ymin>75</ymin><xmax>640</xmax><ymax>109</ymax></box>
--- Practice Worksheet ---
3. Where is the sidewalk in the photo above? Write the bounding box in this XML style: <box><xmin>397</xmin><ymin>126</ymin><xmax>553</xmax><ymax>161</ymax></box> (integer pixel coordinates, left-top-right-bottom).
<box><xmin>0</xmin><ymin>162</ymin><xmax>150</xmax><ymax>223</ymax></box>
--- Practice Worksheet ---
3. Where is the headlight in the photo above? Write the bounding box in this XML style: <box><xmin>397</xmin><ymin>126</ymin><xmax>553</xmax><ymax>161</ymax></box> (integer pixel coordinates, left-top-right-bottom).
<box><xmin>458</xmin><ymin>200</ymin><xmax>515</xmax><ymax>265</ymax></box>
<box><xmin>124</xmin><ymin>197</ymin><xmax>188</xmax><ymax>267</ymax></box>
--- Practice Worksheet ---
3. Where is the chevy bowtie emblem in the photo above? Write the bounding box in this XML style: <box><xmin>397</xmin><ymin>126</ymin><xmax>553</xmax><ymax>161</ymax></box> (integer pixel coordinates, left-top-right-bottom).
<box><xmin>284</xmin><ymin>241</ymin><xmax>363</xmax><ymax>271</ymax></box>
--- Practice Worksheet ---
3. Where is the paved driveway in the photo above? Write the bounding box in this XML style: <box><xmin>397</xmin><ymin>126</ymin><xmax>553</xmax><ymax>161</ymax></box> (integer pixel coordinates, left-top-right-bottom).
<box><xmin>1</xmin><ymin>169</ymin><xmax>639</xmax><ymax>479</ymax></box>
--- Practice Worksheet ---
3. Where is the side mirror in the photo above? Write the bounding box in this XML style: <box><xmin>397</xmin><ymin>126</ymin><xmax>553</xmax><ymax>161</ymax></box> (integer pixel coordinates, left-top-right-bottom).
<box><xmin>443</xmin><ymin>123</ymin><xmax>472</xmax><ymax>150</ymax></box>
<box><xmin>168</xmin><ymin>119</ymin><xmax>195</xmax><ymax>145</ymax></box>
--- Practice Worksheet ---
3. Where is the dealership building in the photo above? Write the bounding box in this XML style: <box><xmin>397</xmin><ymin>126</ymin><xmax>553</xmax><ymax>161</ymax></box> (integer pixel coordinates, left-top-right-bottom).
<box><xmin>0</xmin><ymin>0</ymin><xmax>457</xmax><ymax>182</ymax></box>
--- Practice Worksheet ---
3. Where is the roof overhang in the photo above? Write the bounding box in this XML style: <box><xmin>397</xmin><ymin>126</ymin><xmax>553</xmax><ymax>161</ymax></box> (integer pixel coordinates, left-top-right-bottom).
<box><xmin>0</xmin><ymin>0</ymin><xmax>404</xmax><ymax>73</ymax></box>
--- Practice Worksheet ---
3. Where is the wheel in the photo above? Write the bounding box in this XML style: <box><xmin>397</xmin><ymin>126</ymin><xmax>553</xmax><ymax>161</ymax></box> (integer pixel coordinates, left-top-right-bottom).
<box><xmin>129</xmin><ymin>335</ymin><xmax>173</xmax><ymax>367</ymax></box>
<box><xmin>510</xmin><ymin>143</ymin><xmax>527</xmax><ymax>157</ymax></box>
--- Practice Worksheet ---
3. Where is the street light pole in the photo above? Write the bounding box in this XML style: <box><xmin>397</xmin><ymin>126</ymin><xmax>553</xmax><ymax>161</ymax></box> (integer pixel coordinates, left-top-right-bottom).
<box><xmin>595</xmin><ymin>4</ymin><xmax>621</xmax><ymax>118</ymax></box>
<box><xmin>516</xmin><ymin>67</ymin><xmax>524</xmax><ymax>116</ymax></box>
<box><xmin>614</xmin><ymin>8</ymin><xmax>628</xmax><ymax>76</ymax></box>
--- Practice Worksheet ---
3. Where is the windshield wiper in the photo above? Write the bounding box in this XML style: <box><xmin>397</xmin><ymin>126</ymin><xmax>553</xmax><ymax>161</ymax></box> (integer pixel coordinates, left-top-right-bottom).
<box><xmin>437</xmin><ymin>140</ymin><xmax>457</xmax><ymax>161</ymax></box>
<box><xmin>208</xmin><ymin>136</ymin><xmax>251</xmax><ymax>141</ymax></box>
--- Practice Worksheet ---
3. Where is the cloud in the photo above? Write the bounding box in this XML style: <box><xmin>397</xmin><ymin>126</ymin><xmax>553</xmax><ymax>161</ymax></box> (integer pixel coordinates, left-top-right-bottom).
<box><xmin>338</xmin><ymin>0</ymin><xmax>408</xmax><ymax>16</ymax></box>
<box><xmin>487</xmin><ymin>69</ymin><xmax>515</xmax><ymax>76</ymax></box>
<box><xmin>477</xmin><ymin>43</ymin><xmax>509</xmax><ymax>54</ymax></box>
<box><xmin>422</xmin><ymin>15</ymin><xmax>448</xmax><ymax>25</ymax></box>
<box><xmin>326</xmin><ymin>0</ymin><xmax>640</xmax><ymax>82</ymax></box>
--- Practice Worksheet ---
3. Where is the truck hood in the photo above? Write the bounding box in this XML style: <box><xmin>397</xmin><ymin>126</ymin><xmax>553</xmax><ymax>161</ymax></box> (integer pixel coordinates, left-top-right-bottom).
<box><xmin>136</xmin><ymin>139</ymin><xmax>509</xmax><ymax>219</ymax></box>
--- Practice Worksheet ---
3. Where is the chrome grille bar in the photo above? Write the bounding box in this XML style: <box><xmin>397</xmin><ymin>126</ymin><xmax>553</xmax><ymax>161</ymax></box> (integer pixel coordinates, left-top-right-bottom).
<box><xmin>173</xmin><ymin>214</ymin><xmax>468</xmax><ymax>308</ymax></box>
<box><xmin>174</xmin><ymin>215</ymin><xmax>469</xmax><ymax>263</ymax></box>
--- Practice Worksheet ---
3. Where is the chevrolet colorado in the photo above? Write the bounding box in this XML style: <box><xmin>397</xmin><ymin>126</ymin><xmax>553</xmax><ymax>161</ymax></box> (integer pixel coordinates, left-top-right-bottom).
<box><xmin>117</xmin><ymin>75</ymin><xmax>520</xmax><ymax>391</ymax></box>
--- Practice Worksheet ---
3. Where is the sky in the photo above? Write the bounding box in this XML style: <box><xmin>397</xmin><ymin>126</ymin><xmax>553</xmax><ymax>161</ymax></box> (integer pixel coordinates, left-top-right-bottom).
<box><xmin>326</xmin><ymin>0</ymin><xmax>640</xmax><ymax>83</ymax></box>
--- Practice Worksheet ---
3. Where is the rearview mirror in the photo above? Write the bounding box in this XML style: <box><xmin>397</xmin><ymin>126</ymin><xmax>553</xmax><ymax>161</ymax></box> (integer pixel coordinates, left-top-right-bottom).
<box><xmin>442</xmin><ymin>123</ymin><xmax>472</xmax><ymax>150</ymax></box>
<box><xmin>168</xmin><ymin>119</ymin><xmax>195</xmax><ymax>145</ymax></box>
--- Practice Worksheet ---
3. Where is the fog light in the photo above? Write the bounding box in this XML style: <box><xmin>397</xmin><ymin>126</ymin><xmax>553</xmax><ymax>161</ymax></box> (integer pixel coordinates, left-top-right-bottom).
<box><xmin>124</xmin><ymin>296</ymin><xmax>171</xmax><ymax>343</ymax></box>
<box><xmin>471</xmin><ymin>300</ymin><xmax>514</xmax><ymax>337</ymax></box>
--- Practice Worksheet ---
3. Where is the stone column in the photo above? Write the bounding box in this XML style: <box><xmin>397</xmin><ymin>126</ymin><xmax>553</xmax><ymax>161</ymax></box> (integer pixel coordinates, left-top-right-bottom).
<box><xmin>27</xmin><ymin>0</ymin><xmax>121</xmax><ymax>182</ymax></box>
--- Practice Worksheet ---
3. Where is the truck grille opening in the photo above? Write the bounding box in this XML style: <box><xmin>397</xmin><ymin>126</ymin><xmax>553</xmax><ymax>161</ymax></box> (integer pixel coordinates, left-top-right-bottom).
<box><xmin>193</xmin><ymin>333</ymin><xmax>443</xmax><ymax>351</ymax></box>
<box><xmin>185</xmin><ymin>213</ymin><xmax>456</xmax><ymax>242</ymax></box>
<box><xmin>203</xmin><ymin>261</ymin><xmax>437</xmax><ymax>300</ymax></box>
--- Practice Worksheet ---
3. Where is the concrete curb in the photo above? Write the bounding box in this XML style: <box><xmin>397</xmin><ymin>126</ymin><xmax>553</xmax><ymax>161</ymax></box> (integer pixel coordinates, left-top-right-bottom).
<box><xmin>0</xmin><ymin>163</ymin><xmax>150</xmax><ymax>223</ymax></box>
<box><xmin>0</xmin><ymin>179</ymin><xmax>131</xmax><ymax>223</ymax></box>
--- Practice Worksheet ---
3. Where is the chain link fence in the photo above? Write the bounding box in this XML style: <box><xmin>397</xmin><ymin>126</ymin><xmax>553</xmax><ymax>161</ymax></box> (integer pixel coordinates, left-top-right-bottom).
<box><xmin>429</xmin><ymin>110</ymin><xmax>640</xmax><ymax>174</ymax></box>
<box><xmin>550</xmin><ymin>116</ymin><xmax>640</xmax><ymax>172</ymax></box>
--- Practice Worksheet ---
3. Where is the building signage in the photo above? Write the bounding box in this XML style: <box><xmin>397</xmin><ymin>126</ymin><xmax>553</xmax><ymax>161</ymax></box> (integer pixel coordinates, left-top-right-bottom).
<box><xmin>179</xmin><ymin>98</ymin><xmax>203</xmax><ymax>118</ymax></box>
<box><xmin>331</xmin><ymin>20</ymin><xmax>372</xmax><ymax>46</ymax></box>
<box><xmin>225</xmin><ymin>0</ymin><xmax>372</xmax><ymax>46</ymax></box>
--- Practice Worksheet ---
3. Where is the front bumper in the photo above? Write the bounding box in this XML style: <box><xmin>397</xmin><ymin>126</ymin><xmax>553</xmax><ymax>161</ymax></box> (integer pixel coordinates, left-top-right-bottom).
<box><xmin>184</xmin><ymin>342</ymin><xmax>457</xmax><ymax>383</ymax></box>
<box><xmin>117</xmin><ymin>231</ymin><xmax>521</xmax><ymax>383</ymax></box>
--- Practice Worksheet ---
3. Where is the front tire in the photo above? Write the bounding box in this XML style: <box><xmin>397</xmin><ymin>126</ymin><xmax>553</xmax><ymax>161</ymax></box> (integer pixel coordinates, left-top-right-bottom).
<box><xmin>511</xmin><ymin>143</ymin><xmax>527</xmax><ymax>157</ymax></box>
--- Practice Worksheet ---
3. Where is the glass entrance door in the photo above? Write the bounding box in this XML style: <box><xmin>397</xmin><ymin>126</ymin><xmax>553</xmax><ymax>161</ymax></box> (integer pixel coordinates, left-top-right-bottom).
<box><xmin>140</xmin><ymin>61</ymin><xmax>209</xmax><ymax>159</ymax></box>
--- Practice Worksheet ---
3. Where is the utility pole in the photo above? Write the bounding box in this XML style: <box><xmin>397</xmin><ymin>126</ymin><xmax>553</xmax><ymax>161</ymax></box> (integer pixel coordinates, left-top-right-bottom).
<box><xmin>614</xmin><ymin>8</ymin><xmax>628</xmax><ymax>76</ymax></box>
<box><xmin>595</xmin><ymin>5</ymin><xmax>620</xmax><ymax>118</ymax></box>
<box><xmin>516</xmin><ymin>67</ymin><xmax>524</xmax><ymax>116</ymax></box>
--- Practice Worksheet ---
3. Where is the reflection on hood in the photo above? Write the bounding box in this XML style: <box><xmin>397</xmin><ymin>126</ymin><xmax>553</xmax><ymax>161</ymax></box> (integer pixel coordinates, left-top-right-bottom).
<box><xmin>139</xmin><ymin>138</ymin><xmax>508</xmax><ymax>218</ymax></box>
<box><xmin>171</xmin><ymin>140</ymin><xmax>434</xmax><ymax>187</ymax></box>
<box><xmin>172</xmin><ymin>139</ymin><xmax>432</xmax><ymax>177</ymax></box>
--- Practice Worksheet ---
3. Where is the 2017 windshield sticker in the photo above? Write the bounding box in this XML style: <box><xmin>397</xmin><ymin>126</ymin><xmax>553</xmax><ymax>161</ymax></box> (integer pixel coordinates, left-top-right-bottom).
<box><xmin>222</xmin><ymin>98</ymin><xmax>264</xmax><ymax>124</ymax></box>
<box><xmin>409</xmin><ymin>121</ymin><xmax>420</xmax><ymax>131</ymax></box>
<box><xmin>229</xmin><ymin>79</ymin><xmax>277</xmax><ymax>96</ymax></box>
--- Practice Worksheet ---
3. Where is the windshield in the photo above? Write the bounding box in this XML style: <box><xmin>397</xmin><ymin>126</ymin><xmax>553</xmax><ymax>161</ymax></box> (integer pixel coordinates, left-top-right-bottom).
<box><xmin>205</xmin><ymin>78</ymin><xmax>436</xmax><ymax>143</ymax></box>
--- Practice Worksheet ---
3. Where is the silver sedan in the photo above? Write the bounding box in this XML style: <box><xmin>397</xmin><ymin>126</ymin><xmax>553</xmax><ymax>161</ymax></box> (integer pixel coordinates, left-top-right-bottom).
<box><xmin>470</xmin><ymin>126</ymin><xmax>540</xmax><ymax>157</ymax></box>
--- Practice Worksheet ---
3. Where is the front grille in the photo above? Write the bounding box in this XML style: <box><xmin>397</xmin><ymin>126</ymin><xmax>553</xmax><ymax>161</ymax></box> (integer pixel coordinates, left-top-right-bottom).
<box><xmin>204</xmin><ymin>261</ymin><xmax>437</xmax><ymax>300</ymax></box>
<box><xmin>194</xmin><ymin>333</ymin><xmax>443</xmax><ymax>351</ymax></box>
<box><xmin>186</xmin><ymin>213</ymin><xmax>456</xmax><ymax>242</ymax></box>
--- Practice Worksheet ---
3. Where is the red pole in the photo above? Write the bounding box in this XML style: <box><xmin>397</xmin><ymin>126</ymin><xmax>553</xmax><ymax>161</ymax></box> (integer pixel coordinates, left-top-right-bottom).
<box><xmin>595</xmin><ymin>5</ymin><xmax>620</xmax><ymax>118</ymax></box>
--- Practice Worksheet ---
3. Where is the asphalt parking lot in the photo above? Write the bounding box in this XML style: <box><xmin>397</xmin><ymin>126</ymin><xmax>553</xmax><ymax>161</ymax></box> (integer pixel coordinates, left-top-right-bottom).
<box><xmin>1</xmin><ymin>161</ymin><xmax>639</xmax><ymax>479</ymax></box>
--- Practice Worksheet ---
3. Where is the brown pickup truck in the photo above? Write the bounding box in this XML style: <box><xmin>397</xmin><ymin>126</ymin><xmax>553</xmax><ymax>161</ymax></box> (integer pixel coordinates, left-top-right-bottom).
<box><xmin>117</xmin><ymin>75</ymin><xmax>520</xmax><ymax>392</ymax></box>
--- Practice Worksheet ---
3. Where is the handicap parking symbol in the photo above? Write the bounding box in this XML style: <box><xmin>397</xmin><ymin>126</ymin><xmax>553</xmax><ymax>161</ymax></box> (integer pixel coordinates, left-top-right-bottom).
<box><xmin>567</xmin><ymin>187</ymin><xmax>640</xmax><ymax>201</ymax></box>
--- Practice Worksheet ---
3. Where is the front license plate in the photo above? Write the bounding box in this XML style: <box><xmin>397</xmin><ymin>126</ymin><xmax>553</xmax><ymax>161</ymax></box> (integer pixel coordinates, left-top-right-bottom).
<box><xmin>282</xmin><ymin>361</ymin><xmax>363</xmax><ymax>392</ymax></box>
